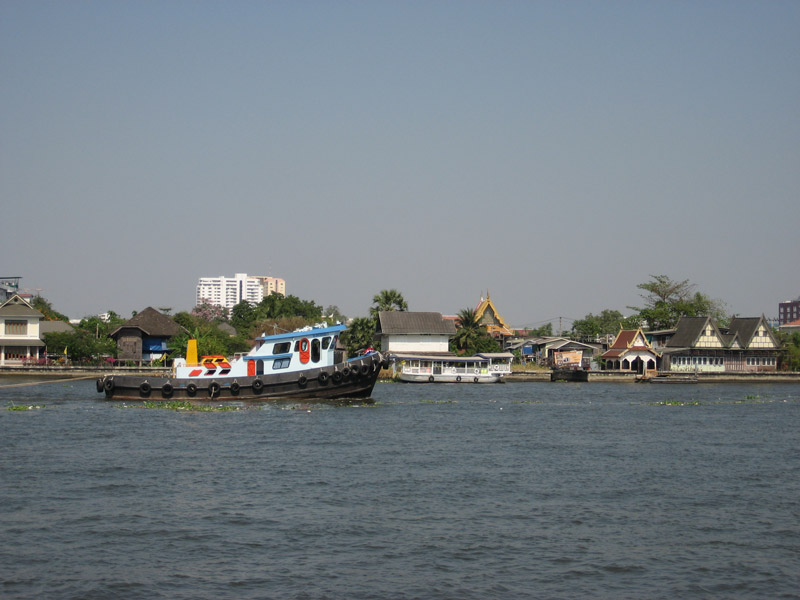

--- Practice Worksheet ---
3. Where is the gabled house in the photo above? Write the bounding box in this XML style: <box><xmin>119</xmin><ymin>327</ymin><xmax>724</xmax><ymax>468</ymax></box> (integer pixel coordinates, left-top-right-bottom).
<box><xmin>109</xmin><ymin>307</ymin><xmax>186</xmax><ymax>364</ymax></box>
<box><xmin>0</xmin><ymin>294</ymin><xmax>45</xmax><ymax>365</ymax></box>
<box><xmin>660</xmin><ymin>315</ymin><xmax>778</xmax><ymax>372</ymax></box>
<box><xmin>600</xmin><ymin>328</ymin><xmax>660</xmax><ymax>374</ymax></box>
<box><xmin>376</xmin><ymin>311</ymin><xmax>456</xmax><ymax>355</ymax></box>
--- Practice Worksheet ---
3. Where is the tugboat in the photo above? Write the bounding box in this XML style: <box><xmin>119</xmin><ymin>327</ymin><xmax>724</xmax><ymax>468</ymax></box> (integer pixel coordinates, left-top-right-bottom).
<box><xmin>97</xmin><ymin>323</ymin><xmax>388</xmax><ymax>402</ymax></box>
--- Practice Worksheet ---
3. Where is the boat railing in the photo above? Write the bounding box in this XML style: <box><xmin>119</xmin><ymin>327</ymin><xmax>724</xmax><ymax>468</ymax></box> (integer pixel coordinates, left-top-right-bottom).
<box><xmin>402</xmin><ymin>364</ymin><xmax>491</xmax><ymax>376</ymax></box>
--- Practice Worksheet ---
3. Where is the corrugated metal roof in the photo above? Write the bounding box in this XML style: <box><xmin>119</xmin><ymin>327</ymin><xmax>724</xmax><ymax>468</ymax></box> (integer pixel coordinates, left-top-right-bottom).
<box><xmin>377</xmin><ymin>311</ymin><xmax>457</xmax><ymax>335</ymax></box>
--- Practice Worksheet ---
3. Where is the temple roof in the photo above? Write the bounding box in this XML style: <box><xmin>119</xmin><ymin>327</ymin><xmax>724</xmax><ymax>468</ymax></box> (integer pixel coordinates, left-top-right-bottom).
<box><xmin>474</xmin><ymin>293</ymin><xmax>514</xmax><ymax>336</ymax></box>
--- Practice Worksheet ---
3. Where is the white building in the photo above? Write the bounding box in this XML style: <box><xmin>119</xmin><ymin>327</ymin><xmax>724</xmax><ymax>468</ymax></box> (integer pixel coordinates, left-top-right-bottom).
<box><xmin>375</xmin><ymin>311</ymin><xmax>456</xmax><ymax>354</ymax></box>
<box><xmin>0</xmin><ymin>294</ymin><xmax>44</xmax><ymax>365</ymax></box>
<box><xmin>196</xmin><ymin>273</ymin><xmax>286</xmax><ymax>311</ymax></box>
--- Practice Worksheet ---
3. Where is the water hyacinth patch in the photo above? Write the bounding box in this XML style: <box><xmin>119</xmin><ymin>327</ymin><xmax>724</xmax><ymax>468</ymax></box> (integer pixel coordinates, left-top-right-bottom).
<box><xmin>138</xmin><ymin>401</ymin><xmax>242</xmax><ymax>412</ymax></box>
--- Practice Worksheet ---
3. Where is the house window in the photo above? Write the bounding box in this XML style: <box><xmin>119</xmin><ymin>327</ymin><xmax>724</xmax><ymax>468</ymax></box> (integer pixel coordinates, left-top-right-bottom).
<box><xmin>5</xmin><ymin>320</ymin><xmax>27</xmax><ymax>335</ymax></box>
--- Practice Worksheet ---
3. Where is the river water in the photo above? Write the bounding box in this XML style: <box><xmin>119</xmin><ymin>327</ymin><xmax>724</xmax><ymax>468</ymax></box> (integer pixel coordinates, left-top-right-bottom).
<box><xmin>1</xmin><ymin>378</ymin><xmax>798</xmax><ymax>599</ymax></box>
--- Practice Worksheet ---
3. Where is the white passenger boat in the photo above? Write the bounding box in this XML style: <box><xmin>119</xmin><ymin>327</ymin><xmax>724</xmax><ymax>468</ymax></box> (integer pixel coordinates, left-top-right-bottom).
<box><xmin>97</xmin><ymin>323</ymin><xmax>388</xmax><ymax>401</ymax></box>
<box><xmin>391</xmin><ymin>352</ymin><xmax>514</xmax><ymax>383</ymax></box>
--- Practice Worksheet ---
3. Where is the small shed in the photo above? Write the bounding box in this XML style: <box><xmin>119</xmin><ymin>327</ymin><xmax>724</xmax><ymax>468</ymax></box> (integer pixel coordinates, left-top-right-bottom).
<box><xmin>110</xmin><ymin>307</ymin><xmax>186</xmax><ymax>364</ymax></box>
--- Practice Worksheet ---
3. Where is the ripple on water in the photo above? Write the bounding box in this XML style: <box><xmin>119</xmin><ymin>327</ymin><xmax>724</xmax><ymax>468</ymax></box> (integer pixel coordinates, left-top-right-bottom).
<box><xmin>1</xmin><ymin>380</ymin><xmax>799</xmax><ymax>599</ymax></box>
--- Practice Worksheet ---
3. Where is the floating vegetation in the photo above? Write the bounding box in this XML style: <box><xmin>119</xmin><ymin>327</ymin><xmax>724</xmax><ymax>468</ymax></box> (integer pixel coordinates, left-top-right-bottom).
<box><xmin>6</xmin><ymin>404</ymin><xmax>45</xmax><ymax>411</ymax></box>
<box><xmin>138</xmin><ymin>401</ymin><xmax>241</xmax><ymax>412</ymax></box>
<box><xmin>419</xmin><ymin>399</ymin><xmax>457</xmax><ymax>404</ymax></box>
<box><xmin>651</xmin><ymin>399</ymin><xmax>701</xmax><ymax>406</ymax></box>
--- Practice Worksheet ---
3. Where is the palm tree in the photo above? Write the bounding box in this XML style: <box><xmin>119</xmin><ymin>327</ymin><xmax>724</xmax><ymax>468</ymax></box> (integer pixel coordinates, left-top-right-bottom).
<box><xmin>341</xmin><ymin>316</ymin><xmax>377</xmax><ymax>357</ymax></box>
<box><xmin>370</xmin><ymin>289</ymin><xmax>408</xmax><ymax>320</ymax></box>
<box><xmin>452</xmin><ymin>307</ymin><xmax>482</xmax><ymax>353</ymax></box>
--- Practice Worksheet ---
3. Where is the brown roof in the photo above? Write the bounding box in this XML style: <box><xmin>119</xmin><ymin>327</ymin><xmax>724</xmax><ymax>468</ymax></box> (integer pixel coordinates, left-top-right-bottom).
<box><xmin>601</xmin><ymin>328</ymin><xmax>658</xmax><ymax>360</ymax></box>
<box><xmin>110</xmin><ymin>307</ymin><xmax>185</xmax><ymax>338</ymax></box>
<box><xmin>726</xmin><ymin>316</ymin><xmax>777</xmax><ymax>348</ymax></box>
<box><xmin>665</xmin><ymin>317</ymin><xmax>713</xmax><ymax>348</ymax></box>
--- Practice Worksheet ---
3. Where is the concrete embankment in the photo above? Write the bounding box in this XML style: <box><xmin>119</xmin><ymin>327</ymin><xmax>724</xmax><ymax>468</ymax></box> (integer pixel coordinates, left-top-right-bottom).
<box><xmin>0</xmin><ymin>366</ymin><xmax>169</xmax><ymax>378</ymax></box>
<box><xmin>509</xmin><ymin>370</ymin><xmax>800</xmax><ymax>383</ymax></box>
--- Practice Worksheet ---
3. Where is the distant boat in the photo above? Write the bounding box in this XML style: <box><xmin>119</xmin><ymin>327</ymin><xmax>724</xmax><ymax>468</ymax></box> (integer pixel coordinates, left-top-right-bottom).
<box><xmin>97</xmin><ymin>323</ymin><xmax>388</xmax><ymax>401</ymax></box>
<box><xmin>648</xmin><ymin>373</ymin><xmax>698</xmax><ymax>384</ymax></box>
<box><xmin>391</xmin><ymin>352</ymin><xmax>514</xmax><ymax>383</ymax></box>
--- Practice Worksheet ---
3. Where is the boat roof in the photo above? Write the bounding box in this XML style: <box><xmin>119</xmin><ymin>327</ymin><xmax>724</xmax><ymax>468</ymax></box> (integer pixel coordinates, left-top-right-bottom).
<box><xmin>475</xmin><ymin>352</ymin><xmax>515</xmax><ymax>359</ymax></box>
<box><xmin>391</xmin><ymin>352</ymin><xmax>509</xmax><ymax>363</ymax></box>
<box><xmin>256</xmin><ymin>323</ymin><xmax>346</xmax><ymax>342</ymax></box>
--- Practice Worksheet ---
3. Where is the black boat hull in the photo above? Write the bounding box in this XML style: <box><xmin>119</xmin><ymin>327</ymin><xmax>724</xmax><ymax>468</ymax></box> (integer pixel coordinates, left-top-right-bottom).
<box><xmin>97</xmin><ymin>354</ymin><xmax>386</xmax><ymax>402</ymax></box>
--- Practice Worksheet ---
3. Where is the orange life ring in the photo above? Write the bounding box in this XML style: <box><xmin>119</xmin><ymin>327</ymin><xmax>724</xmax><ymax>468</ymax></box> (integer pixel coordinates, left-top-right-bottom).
<box><xmin>299</xmin><ymin>338</ymin><xmax>310</xmax><ymax>364</ymax></box>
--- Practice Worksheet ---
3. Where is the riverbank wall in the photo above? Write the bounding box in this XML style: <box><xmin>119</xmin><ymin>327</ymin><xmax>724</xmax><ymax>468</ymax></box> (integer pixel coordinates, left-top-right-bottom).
<box><xmin>507</xmin><ymin>370</ymin><xmax>800</xmax><ymax>383</ymax></box>
<box><xmin>0</xmin><ymin>366</ymin><xmax>169</xmax><ymax>378</ymax></box>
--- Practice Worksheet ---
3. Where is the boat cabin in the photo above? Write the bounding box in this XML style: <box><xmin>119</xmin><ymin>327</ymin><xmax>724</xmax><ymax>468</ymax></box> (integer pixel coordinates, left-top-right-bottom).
<box><xmin>174</xmin><ymin>323</ymin><xmax>347</xmax><ymax>379</ymax></box>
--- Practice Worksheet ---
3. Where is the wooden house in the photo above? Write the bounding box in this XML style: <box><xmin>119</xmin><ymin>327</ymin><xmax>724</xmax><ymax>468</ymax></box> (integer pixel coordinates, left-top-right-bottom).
<box><xmin>109</xmin><ymin>307</ymin><xmax>186</xmax><ymax>364</ymax></box>
<box><xmin>659</xmin><ymin>315</ymin><xmax>778</xmax><ymax>372</ymax></box>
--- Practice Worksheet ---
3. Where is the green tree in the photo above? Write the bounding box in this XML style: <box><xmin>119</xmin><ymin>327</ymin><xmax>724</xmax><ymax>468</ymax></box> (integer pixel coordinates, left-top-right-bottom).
<box><xmin>170</xmin><ymin>311</ymin><xmax>248</xmax><ymax>358</ymax></box>
<box><xmin>43</xmin><ymin>328</ymin><xmax>117</xmax><ymax>362</ymax></box>
<box><xmin>31</xmin><ymin>296</ymin><xmax>69</xmax><ymax>322</ymax></box>
<box><xmin>341</xmin><ymin>316</ymin><xmax>376</xmax><ymax>357</ymax></box>
<box><xmin>572</xmin><ymin>309</ymin><xmax>633</xmax><ymax>339</ymax></box>
<box><xmin>229</xmin><ymin>295</ymin><xmax>323</xmax><ymax>336</ymax></box>
<box><xmin>526</xmin><ymin>323</ymin><xmax>553</xmax><ymax>337</ymax></box>
<box><xmin>323</xmin><ymin>305</ymin><xmax>346</xmax><ymax>323</ymax></box>
<box><xmin>230</xmin><ymin>301</ymin><xmax>257</xmax><ymax>335</ymax></box>
<box><xmin>450</xmin><ymin>307</ymin><xmax>501</xmax><ymax>355</ymax></box>
<box><xmin>452</xmin><ymin>308</ymin><xmax>482</xmax><ymax>352</ymax></box>
<box><xmin>629</xmin><ymin>275</ymin><xmax>727</xmax><ymax>330</ymax></box>
<box><xmin>78</xmin><ymin>311</ymin><xmax>125</xmax><ymax>339</ymax></box>
<box><xmin>370</xmin><ymin>289</ymin><xmax>408</xmax><ymax>320</ymax></box>
<box><xmin>777</xmin><ymin>331</ymin><xmax>800</xmax><ymax>371</ymax></box>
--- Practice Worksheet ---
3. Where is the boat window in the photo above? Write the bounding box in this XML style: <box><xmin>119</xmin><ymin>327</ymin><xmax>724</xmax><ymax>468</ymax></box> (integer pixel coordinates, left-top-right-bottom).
<box><xmin>273</xmin><ymin>358</ymin><xmax>291</xmax><ymax>370</ymax></box>
<box><xmin>322</xmin><ymin>336</ymin><xmax>331</xmax><ymax>350</ymax></box>
<box><xmin>274</xmin><ymin>342</ymin><xmax>291</xmax><ymax>354</ymax></box>
<box><xmin>311</xmin><ymin>338</ymin><xmax>321</xmax><ymax>363</ymax></box>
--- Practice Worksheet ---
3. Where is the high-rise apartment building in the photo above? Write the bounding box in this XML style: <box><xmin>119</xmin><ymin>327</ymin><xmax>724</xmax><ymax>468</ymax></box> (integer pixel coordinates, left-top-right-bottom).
<box><xmin>196</xmin><ymin>273</ymin><xmax>286</xmax><ymax>311</ymax></box>
<box><xmin>778</xmin><ymin>297</ymin><xmax>800</xmax><ymax>325</ymax></box>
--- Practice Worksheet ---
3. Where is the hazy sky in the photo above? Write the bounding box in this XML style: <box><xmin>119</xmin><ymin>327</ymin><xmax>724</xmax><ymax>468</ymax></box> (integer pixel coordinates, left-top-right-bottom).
<box><xmin>2</xmin><ymin>1</ymin><xmax>798</xmax><ymax>328</ymax></box>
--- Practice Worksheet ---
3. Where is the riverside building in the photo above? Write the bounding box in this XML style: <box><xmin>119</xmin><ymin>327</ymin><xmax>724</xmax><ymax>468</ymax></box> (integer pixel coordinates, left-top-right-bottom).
<box><xmin>196</xmin><ymin>273</ymin><xmax>286</xmax><ymax>311</ymax></box>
